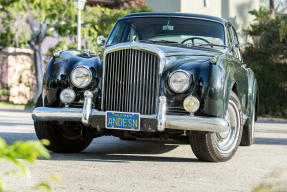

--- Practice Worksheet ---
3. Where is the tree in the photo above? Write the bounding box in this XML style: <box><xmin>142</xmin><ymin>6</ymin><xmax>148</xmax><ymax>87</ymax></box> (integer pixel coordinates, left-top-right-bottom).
<box><xmin>0</xmin><ymin>0</ymin><xmax>24</xmax><ymax>48</ymax></box>
<box><xmin>3</xmin><ymin>0</ymin><xmax>150</xmax><ymax>102</ymax></box>
<box><xmin>270</xmin><ymin>0</ymin><xmax>276</xmax><ymax>18</ymax></box>
<box><xmin>243</xmin><ymin>8</ymin><xmax>287</xmax><ymax>116</ymax></box>
<box><xmin>48</xmin><ymin>1</ymin><xmax>151</xmax><ymax>56</ymax></box>
<box><xmin>80</xmin><ymin>2</ymin><xmax>151</xmax><ymax>55</ymax></box>
<box><xmin>13</xmin><ymin>0</ymin><xmax>77</xmax><ymax>102</ymax></box>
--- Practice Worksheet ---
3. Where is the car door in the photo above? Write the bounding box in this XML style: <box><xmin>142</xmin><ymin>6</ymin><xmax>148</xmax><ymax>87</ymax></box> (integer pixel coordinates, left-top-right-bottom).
<box><xmin>227</xmin><ymin>24</ymin><xmax>249</xmax><ymax>113</ymax></box>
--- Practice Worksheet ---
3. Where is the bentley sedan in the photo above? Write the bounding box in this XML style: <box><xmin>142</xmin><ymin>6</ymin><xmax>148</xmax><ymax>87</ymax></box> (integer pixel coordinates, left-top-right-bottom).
<box><xmin>32</xmin><ymin>13</ymin><xmax>258</xmax><ymax>162</ymax></box>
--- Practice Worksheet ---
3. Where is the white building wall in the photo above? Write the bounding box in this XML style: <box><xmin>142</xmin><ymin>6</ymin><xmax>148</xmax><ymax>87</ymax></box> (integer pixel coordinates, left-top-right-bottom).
<box><xmin>145</xmin><ymin>0</ymin><xmax>260</xmax><ymax>44</ymax></box>
<box><xmin>181</xmin><ymin>0</ymin><xmax>221</xmax><ymax>17</ymax></box>
<box><xmin>144</xmin><ymin>0</ymin><xmax>181</xmax><ymax>12</ymax></box>
<box><xmin>224</xmin><ymin>0</ymin><xmax>260</xmax><ymax>44</ymax></box>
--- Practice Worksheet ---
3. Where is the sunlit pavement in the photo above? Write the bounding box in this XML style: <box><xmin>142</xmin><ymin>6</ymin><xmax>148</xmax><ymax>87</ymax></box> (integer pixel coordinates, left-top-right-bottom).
<box><xmin>0</xmin><ymin>109</ymin><xmax>287</xmax><ymax>192</ymax></box>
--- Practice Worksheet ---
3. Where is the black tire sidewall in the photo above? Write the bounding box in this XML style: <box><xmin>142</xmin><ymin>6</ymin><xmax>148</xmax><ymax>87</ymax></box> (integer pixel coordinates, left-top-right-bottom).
<box><xmin>207</xmin><ymin>92</ymin><xmax>243</xmax><ymax>161</ymax></box>
<box><xmin>34</xmin><ymin>94</ymin><xmax>93</xmax><ymax>153</ymax></box>
<box><xmin>34</xmin><ymin>121</ymin><xmax>93</xmax><ymax>153</ymax></box>
<box><xmin>241</xmin><ymin>111</ymin><xmax>255</xmax><ymax>146</ymax></box>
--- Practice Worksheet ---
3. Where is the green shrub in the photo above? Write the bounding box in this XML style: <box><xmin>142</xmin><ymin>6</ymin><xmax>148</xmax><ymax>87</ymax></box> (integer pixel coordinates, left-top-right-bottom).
<box><xmin>243</xmin><ymin>8</ymin><xmax>287</xmax><ymax>117</ymax></box>
<box><xmin>47</xmin><ymin>4</ymin><xmax>152</xmax><ymax>57</ymax></box>
<box><xmin>0</xmin><ymin>138</ymin><xmax>51</xmax><ymax>191</ymax></box>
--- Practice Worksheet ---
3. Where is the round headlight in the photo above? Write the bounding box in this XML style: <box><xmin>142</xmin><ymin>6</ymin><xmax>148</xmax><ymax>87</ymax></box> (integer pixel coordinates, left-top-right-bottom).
<box><xmin>60</xmin><ymin>88</ymin><xmax>76</xmax><ymax>103</ymax></box>
<box><xmin>168</xmin><ymin>70</ymin><xmax>190</xmax><ymax>93</ymax></box>
<box><xmin>70</xmin><ymin>66</ymin><xmax>92</xmax><ymax>88</ymax></box>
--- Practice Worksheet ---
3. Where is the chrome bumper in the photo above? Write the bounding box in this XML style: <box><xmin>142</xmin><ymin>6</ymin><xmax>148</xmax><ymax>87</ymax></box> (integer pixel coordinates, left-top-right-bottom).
<box><xmin>32</xmin><ymin>91</ymin><xmax>229</xmax><ymax>133</ymax></box>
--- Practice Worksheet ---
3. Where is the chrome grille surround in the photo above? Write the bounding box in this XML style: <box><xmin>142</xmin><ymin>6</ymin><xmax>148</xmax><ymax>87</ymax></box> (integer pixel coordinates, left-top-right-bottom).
<box><xmin>102</xmin><ymin>42</ymin><xmax>166</xmax><ymax>115</ymax></box>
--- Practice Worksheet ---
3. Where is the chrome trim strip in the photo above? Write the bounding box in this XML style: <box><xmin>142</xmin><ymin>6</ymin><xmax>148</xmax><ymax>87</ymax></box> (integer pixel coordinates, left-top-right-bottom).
<box><xmin>32</xmin><ymin>106</ymin><xmax>228</xmax><ymax>132</ymax></box>
<box><xmin>32</xmin><ymin>107</ymin><xmax>154</xmax><ymax>121</ymax></box>
<box><xmin>82</xmin><ymin>90</ymin><xmax>93</xmax><ymax>125</ymax></box>
<box><xmin>157</xmin><ymin>96</ymin><xmax>167</xmax><ymax>132</ymax></box>
<box><xmin>166</xmin><ymin>115</ymin><xmax>228</xmax><ymax>132</ymax></box>
<box><xmin>32</xmin><ymin>107</ymin><xmax>83</xmax><ymax>121</ymax></box>
<box><xmin>118</xmin><ymin>15</ymin><xmax>226</xmax><ymax>25</ymax></box>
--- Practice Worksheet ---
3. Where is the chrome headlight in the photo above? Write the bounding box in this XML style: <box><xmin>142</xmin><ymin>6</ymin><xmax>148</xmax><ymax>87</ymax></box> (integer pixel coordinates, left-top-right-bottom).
<box><xmin>70</xmin><ymin>66</ymin><xmax>92</xmax><ymax>88</ymax></box>
<box><xmin>168</xmin><ymin>70</ymin><xmax>190</xmax><ymax>93</ymax></box>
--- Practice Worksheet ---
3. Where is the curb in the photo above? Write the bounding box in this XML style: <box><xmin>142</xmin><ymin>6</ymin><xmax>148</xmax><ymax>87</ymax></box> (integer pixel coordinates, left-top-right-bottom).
<box><xmin>0</xmin><ymin>104</ymin><xmax>33</xmax><ymax>112</ymax></box>
<box><xmin>258</xmin><ymin>117</ymin><xmax>287</xmax><ymax>123</ymax></box>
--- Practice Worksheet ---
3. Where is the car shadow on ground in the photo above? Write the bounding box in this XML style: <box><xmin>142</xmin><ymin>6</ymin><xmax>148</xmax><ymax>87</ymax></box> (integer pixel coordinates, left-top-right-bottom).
<box><xmin>50</xmin><ymin>137</ymin><xmax>200</xmax><ymax>163</ymax></box>
<box><xmin>0</xmin><ymin>132</ymin><xmax>198</xmax><ymax>163</ymax></box>
<box><xmin>254</xmin><ymin>137</ymin><xmax>287</xmax><ymax>146</ymax></box>
<box><xmin>2</xmin><ymin>132</ymin><xmax>287</xmax><ymax>163</ymax></box>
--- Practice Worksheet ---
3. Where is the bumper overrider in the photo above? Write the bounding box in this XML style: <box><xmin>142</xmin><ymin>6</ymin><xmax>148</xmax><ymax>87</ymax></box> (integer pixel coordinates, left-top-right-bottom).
<box><xmin>32</xmin><ymin>91</ymin><xmax>229</xmax><ymax>133</ymax></box>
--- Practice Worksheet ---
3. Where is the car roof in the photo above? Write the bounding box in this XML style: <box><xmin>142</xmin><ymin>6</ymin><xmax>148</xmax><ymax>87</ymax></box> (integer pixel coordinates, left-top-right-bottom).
<box><xmin>121</xmin><ymin>12</ymin><xmax>227</xmax><ymax>25</ymax></box>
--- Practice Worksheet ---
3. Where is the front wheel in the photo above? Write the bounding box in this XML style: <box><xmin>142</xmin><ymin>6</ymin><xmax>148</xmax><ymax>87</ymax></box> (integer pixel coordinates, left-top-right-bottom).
<box><xmin>34</xmin><ymin>121</ymin><xmax>94</xmax><ymax>153</ymax></box>
<box><xmin>240</xmin><ymin>107</ymin><xmax>255</xmax><ymax>146</ymax></box>
<box><xmin>188</xmin><ymin>92</ymin><xmax>243</xmax><ymax>162</ymax></box>
<box><xmin>34</xmin><ymin>94</ymin><xmax>93</xmax><ymax>153</ymax></box>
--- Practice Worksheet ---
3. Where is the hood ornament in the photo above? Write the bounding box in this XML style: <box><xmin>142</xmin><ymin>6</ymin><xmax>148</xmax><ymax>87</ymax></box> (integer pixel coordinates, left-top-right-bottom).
<box><xmin>132</xmin><ymin>35</ymin><xmax>136</xmax><ymax>42</ymax></box>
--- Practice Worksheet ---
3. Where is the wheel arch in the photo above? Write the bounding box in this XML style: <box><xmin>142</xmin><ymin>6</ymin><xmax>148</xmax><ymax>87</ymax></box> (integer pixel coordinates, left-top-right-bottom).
<box><xmin>246</xmin><ymin>69</ymin><xmax>258</xmax><ymax>121</ymax></box>
<box><xmin>222</xmin><ymin>72</ymin><xmax>238</xmax><ymax>117</ymax></box>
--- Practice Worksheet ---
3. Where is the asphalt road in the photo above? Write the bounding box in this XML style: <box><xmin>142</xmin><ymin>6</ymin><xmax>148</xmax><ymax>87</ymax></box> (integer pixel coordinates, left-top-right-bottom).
<box><xmin>0</xmin><ymin>109</ymin><xmax>287</xmax><ymax>192</ymax></box>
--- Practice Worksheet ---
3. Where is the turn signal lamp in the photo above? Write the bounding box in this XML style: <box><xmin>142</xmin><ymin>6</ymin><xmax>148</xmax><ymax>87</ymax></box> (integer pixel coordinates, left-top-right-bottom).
<box><xmin>183</xmin><ymin>96</ymin><xmax>200</xmax><ymax>113</ymax></box>
<box><xmin>60</xmin><ymin>88</ymin><xmax>76</xmax><ymax>104</ymax></box>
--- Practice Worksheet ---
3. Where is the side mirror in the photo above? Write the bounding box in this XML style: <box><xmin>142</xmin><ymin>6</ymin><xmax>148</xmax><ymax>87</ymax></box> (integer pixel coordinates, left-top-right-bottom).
<box><xmin>97</xmin><ymin>36</ymin><xmax>106</xmax><ymax>46</ymax></box>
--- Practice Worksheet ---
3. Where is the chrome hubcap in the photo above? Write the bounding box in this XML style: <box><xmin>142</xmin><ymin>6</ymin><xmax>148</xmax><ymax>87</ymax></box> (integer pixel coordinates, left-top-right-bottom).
<box><xmin>214</xmin><ymin>100</ymin><xmax>241</xmax><ymax>154</ymax></box>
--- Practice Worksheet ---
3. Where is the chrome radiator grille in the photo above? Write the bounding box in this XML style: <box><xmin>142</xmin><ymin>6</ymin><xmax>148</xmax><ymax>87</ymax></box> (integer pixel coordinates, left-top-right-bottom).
<box><xmin>102</xmin><ymin>49</ymin><xmax>159</xmax><ymax>115</ymax></box>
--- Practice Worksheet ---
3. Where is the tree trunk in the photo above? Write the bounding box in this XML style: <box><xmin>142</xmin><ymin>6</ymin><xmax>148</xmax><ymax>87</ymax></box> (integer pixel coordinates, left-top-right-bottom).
<box><xmin>270</xmin><ymin>0</ymin><xmax>276</xmax><ymax>18</ymax></box>
<box><xmin>33</xmin><ymin>44</ymin><xmax>44</xmax><ymax>103</ymax></box>
<box><xmin>27</xmin><ymin>18</ymin><xmax>46</xmax><ymax>103</ymax></box>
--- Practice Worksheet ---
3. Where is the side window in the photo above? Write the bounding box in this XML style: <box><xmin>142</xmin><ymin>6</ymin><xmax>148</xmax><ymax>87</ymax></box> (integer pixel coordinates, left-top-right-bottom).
<box><xmin>230</xmin><ymin>26</ymin><xmax>242</xmax><ymax>61</ymax></box>
<box><xmin>231</xmin><ymin>27</ymin><xmax>239</xmax><ymax>45</ymax></box>
<box><xmin>226</xmin><ymin>26</ymin><xmax>233</xmax><ymax>46</ymax></box>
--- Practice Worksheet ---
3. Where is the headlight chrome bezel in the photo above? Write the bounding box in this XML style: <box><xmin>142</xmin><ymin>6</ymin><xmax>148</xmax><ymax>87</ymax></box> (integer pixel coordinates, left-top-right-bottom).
<box><xmin>168</xmin><ymin>70</ymin><xmax>191</xmax><ymax>93</ymax></box>
<box><xmin>70</xmin><ymin>66</ymin><xmax>92</xmax><ymax>88</ymax></box>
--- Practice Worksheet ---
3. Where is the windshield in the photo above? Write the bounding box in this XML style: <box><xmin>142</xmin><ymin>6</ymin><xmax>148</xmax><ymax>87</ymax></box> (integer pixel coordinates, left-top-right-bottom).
<box><xmin>106</xmin><ymin>17</ymin><xmax>226</xmax><ymax>49</ymax></box>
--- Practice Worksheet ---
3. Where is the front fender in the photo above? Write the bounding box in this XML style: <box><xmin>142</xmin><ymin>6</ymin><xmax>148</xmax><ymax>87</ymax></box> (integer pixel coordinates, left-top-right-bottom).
<box><xmin>42</xmin><ymin>51</ymin><xmax>102</xmax><ymax>107</ymax></box>
<box><xmin>246</xmin><ymin>68</ymin><xmax>258</xmax><ymax>121</ymax></box>
<box><xmin>163</xmin><ymin>60</ymin><xmax>230</xmax><ymax>119</ymax></box>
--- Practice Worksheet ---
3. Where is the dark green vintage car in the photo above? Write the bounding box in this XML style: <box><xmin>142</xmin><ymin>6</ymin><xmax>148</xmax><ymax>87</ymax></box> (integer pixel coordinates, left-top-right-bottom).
<box><xmin>32</xmin><ymin>13</ymin><xmax>258</xmax><ymax>162</ymax></box>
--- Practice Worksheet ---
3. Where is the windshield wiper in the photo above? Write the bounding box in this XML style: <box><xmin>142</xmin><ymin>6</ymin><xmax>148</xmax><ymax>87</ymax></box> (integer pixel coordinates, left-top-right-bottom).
<box><xmin>197</xmin><ymin>43</ymin><xmax>227</xmax><ymax>48</ymax></box>
<box><xmin>138</xmin><ymin>40</ymin><xmax>179</xmax><ymax>44</ymax></box>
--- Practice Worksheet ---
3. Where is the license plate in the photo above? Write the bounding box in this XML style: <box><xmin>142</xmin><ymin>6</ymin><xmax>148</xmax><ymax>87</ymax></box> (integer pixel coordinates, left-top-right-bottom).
<box><xmin>106</xmin><ymin>111</ymin><xmax>140</xmax><ymax>131</ymax></box>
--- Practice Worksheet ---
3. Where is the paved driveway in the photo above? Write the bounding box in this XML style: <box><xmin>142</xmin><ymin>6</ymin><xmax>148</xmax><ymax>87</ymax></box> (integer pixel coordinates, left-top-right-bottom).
<box><xmin>0</xmin><ymin>109</ymin><xmax>287</xmax><ymax>192</ymax></box>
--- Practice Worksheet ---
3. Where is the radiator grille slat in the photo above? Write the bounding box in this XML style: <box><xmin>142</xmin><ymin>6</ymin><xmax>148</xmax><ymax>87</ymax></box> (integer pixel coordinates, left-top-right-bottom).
<box><xmin>103</xmin><ymin>49</ymin><xmax>159</xmax><ymax>115</ymax></box>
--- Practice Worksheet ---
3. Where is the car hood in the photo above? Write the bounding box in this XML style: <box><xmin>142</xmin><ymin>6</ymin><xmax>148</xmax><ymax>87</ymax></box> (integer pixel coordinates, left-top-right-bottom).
<box><xmin>153</xmin><ymin>44</ymin><xmax>224</xmax><ymax>72</ymax></box>
<box><xmin>105</xmin><ymin>42</ymin><xmax>224</xmax><ymax>72</ymax></box>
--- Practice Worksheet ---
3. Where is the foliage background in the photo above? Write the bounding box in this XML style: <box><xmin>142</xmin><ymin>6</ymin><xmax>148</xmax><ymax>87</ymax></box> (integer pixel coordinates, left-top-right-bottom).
<box><xmin>0</xmin><ymin>138</ymin><xmax>51</xmax><ymax>191</ymax></box>
<box><xmin>1</xmin><ymin>1</ymin><xmax>287</xmax><ymax>117</ymax></box>
<box><xmin>0</xmin><ymin>0</ymin><xmax>151</xmax><ymax>104</ymax></box>
<box><xmin>243</xmin><ymin>7</ymin><xmax>287</xmax><ymax>117</ymax></box>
